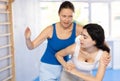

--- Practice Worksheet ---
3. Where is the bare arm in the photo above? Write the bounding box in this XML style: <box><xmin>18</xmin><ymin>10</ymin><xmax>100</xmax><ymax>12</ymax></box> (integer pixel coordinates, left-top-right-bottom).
<box><xmin>76</xmin><ymin>24</ymin><xmax>83</xmax><ymax>36</ymax></box>
<box><xmin>24</xmin><ymin>26</ymin><xmax>52</xmax><ymax>50</ymax></box>
<box><xmin>67</xmin><ymin>51</ymin><xmax>109</xmax><ymax>81</ymax></box>
<box><xmin>55</xmin><ymin>44</ymin><xmax>75</xmax><ymax>69</ymax></box>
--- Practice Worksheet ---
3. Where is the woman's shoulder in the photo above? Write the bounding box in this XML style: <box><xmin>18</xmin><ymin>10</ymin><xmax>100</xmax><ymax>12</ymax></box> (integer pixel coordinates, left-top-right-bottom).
<box><xmin>75</xmin><ymin>23</ymin><xmax>83</xmax><ymax>36</ymax></box>
<box><xmin>42</xmin><ymin>25</ymin><xmax>54</xmax><ymax>38</ymax></box>
<box><xmin>76</xmin><ymin>23</ymin><xmax>83</xmax><ymax>28</ymax></box>
<box><xmin>44</xmin><ymin>22</ymin><xmax>59</xmax><ymax>33</ymax></box>
<box><xmin>44</xmin><ymin>24</ymin><xmax>54</xmax><ymax>31</ymax></box>
<box><xmin>102</xmin><ymin>51</ymin><xmax>109</xmax><ymax>57</ymax></box>
<box><xmin>98</xmin><ymin>50</ymin><xmax>109</xmax><ymax>62</ymax></box>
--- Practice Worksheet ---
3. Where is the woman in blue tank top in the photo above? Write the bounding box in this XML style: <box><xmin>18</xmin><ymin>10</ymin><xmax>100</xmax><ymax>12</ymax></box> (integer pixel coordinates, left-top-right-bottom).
<box><xmin>25</xmin><ymin>1</ymin><xmax>82</xmax><ymax>81</ymax></box>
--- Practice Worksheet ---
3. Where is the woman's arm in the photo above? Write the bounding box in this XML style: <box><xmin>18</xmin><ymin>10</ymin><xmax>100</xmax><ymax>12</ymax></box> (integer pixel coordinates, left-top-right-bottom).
<box><xmin>102</xmin><ymin>51</ymin><xmax>111</xmax><ymax>66</ymax></box>
<box><xmin>55</xmin><ymin>44</ymin><xmax>75</xmax><ymax>69</ymax></box>
<box><xmin>66</xmin><ymin>51</ymin><xmax>109</xmax><ymax>81</ymax></box>
<box><xmin>24</xmin><ymin>26</ymin><xmax>52</xmax><ymax>50</ymax></box>
<box><xmin>76</xmin><ymin>24</ymin><xmax>83</xmax><ymax>36</ymax></box>
<box><xmin>95</xmin><ymin>51</ymin><xmax>109</xmax><ymax>81</ymax></box>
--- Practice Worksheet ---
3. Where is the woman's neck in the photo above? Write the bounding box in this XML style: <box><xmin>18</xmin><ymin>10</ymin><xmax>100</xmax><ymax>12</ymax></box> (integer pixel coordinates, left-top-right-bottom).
<box><xmin>82</xmin><ymin>46</ymin><xmax>98</xmax><ymax>54</ymax></box>
<box><xmin>59</xmin><ymin>22</ymin><xmax>73</xmax><ymax>30</ymax></box>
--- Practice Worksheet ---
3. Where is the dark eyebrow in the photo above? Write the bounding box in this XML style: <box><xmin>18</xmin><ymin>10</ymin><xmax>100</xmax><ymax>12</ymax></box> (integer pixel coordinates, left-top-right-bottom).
<box><xmin>81</xmin><ymin>32</ymin><xmax>88</xmax><ymax>38</ymax></box>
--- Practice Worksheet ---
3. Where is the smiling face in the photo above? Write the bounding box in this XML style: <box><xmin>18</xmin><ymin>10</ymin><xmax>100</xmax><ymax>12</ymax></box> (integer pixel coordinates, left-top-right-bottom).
<box><xmin>59</xmin><ymin>8</ymin><xmax>74</xmax><ymax>28</ymax></box>
<box><xmin>80</xmin><ymin>29</ymin><xmax>96</xmax><ymax>49</ymax></box>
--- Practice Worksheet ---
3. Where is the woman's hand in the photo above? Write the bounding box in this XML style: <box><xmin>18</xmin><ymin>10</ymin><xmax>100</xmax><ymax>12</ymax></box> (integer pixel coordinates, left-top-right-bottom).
<box><xmin>65</xmin><ymin>63</ymin><xmax>77</xmax><ymax>75</ymax></box>
<box><xmin>24</xmin><ymin>27</ymin><xmax>31</xmax><ymax>39</ymax></box>
<box><xmin>64</xmin><ymin>62</ymin><xmax>75</xmax><ymax>71</ymax></box>
<box><xmin>101</xmin><ymin>51</ymin><xmax>111</xmax><ymax>66</ymax></box>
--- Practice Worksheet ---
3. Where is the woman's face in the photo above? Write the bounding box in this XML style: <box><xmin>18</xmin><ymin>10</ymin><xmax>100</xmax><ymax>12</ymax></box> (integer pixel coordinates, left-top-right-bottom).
<box><xmin>59</xmin><ymin>8</ymin><xmax>74</xmax><ymax>28</ymax></box>
<box><xmin>80</xmin><ymin>29</ymin><xmax>96</xmax><ymax>49</ymax></box>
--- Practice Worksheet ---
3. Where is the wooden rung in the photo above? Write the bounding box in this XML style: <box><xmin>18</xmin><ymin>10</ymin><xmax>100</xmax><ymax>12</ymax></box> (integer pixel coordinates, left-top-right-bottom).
<box><xmin>0</xmin><ymin>4</ymin><xmax>7</xmax><ymax>10</ymax></box>
<box><xmin>0</xmin><ymin>44</ymin><xmax>11</xmax><ymax>49</ymax></box>
<box><xmin>3</xmin><ymin>75</ymin><xmax>12</xmax><ymax>81</ymax></box>
<box><xmin>0</xmin><ymin>0</ymin><xmax>8</xmax><ymax>2</ymax></box>
<box><xmin>0</xmin><ymin>55</ymin><xmax>12</xmax><ymax>61</ymax></box>
<box><xmin>0</xmin><ymin>11</ymin><xmax>10</xmax><ymax>13</ymax></box>
<box><xmin>0</xmin><ymin>65</ymin><xmax>12</xmax><ymax>72</ymax></box>
<box><xmin>0</xmin><ymin>22</ymin><xmax>10</xmax><ymax>25</ymax></box>
<box><xmin>0</xmin><ymin>33</ymin><xmax>11</xmax><ymax>37</ymax></box>
<box><xmin>3</xmin><ymin>75</ymin><xmax>13</xmax><ymax>81</ymax></box>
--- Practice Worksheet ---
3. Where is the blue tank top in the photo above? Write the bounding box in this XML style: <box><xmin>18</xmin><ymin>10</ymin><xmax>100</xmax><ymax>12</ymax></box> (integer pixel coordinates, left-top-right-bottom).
<box><xmin>41</xmin><ymin>22</ymin><xmax>76</xmax><ymax>65</ymax></box>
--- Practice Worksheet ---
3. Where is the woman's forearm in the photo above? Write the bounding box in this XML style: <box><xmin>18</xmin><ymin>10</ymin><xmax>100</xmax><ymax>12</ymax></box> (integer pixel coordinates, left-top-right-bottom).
<box><xmin>71</xmin><ymin>69</ymin><xmax>99</xmax><ymax>81</ymax></box>
<box><xmin>55</xmin><ymin>53</ymin><xmax>67</xmax><ymax>67</ymax></box>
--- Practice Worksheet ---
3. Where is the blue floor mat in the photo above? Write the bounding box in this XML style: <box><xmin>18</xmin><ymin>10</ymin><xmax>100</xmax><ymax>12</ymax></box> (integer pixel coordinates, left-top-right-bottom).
<box><xmin>33</xmin><ymin>76</ymin><xmax>39</xmax><ymax>81</ymax></box>
<box><xmin>33</xmin><ymin>69</ymin><xmax>120</xmax><ymax>81</ymax></box>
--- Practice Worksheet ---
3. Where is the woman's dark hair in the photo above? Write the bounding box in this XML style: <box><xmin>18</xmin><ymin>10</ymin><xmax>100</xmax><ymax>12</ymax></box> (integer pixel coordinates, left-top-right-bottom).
<box><xmin>83</xmin><ymin>23</ymin><xmax>110</xmax><ymax>53</ymax></box>
<box><xmin>58</xmin><ymin>1</ymin><xmax>74</xmax><ymax>14</ymax></box>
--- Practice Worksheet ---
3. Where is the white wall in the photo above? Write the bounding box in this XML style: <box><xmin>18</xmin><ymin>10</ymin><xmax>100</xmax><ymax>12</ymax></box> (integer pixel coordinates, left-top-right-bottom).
<box><xmin>111</xmin><ymin>39</ymin><xmax>120</xmax><ymax>69</ymax></box>
<box><xmin>12</xmin><ymin>0</ymin><xmax>46</xmax><ymax>81</ymax></box>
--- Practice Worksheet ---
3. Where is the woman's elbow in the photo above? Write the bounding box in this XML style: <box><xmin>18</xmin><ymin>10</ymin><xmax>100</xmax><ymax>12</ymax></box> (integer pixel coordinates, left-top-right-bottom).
<box><xmin>55</xmin><ymin>53</ymin><xmax>59</xmax><ymax>59</ymax></box>
<box><xmin>55</xmin><ymin>53</ymin><xmax>62</xmax><ymax>61</ymax></box>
